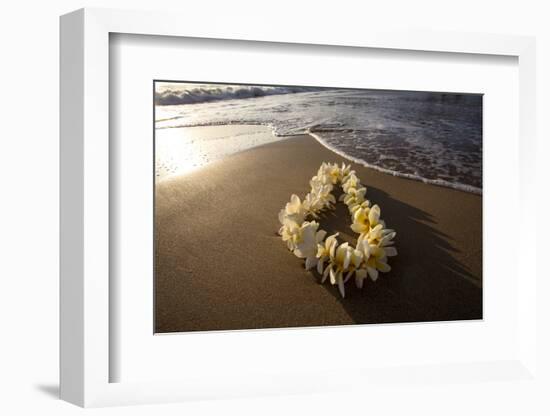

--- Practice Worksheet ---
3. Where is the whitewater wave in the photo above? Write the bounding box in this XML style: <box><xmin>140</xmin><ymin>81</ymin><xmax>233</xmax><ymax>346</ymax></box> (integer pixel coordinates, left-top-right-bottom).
<box><xmin>307</xmin><ymin>131</ymin><xmax>482</xmax><ymax>195</ymax></box>
<box><xmin>155</xmin><ymin>84</ymin><xmax>322</xmax><ymax>106</ymax></box>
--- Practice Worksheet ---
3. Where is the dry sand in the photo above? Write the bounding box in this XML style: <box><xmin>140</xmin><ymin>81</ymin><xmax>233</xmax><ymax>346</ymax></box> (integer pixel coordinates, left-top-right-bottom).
<box><xmin>155</xmin><ymin>133</ymin><xmax>482</xmax><ymax>332</ymax></box>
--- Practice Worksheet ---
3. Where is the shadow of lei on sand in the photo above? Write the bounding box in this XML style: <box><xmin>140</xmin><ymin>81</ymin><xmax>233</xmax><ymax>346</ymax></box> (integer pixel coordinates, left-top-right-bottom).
<box><xmin>310</xmin><ymin>186</ymin><xmax>482</xmax><ymax>324</ymax></box>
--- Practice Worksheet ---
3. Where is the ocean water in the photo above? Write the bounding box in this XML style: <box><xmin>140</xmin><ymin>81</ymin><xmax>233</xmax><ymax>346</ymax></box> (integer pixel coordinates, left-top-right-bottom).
<box><xmin>155</xmin><ymin>84</ymin><xmax>482</xmax><ymax>193</ymax></box>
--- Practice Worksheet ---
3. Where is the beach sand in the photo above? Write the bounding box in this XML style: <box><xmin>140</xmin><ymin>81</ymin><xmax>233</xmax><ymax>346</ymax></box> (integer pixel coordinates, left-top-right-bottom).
<box><xmin>155</xmin><ymin>129</ymin><xmax>482</xmax><ymax>333</ymax></box>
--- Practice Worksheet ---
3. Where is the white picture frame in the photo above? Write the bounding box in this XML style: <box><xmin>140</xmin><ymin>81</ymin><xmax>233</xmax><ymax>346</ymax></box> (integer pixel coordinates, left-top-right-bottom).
<box><xmin>60</xmin><ymin>7</ymin><xmax>538</xmax><ymax>408</ymax></box>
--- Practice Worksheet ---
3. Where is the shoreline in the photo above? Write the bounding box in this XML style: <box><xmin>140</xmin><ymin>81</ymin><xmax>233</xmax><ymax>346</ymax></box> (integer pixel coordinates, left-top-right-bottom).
<box><xmin>307</xmin><ymin>130</ymin><xmax>482</xmax><ymax>195</ymax></box>
<box><xmin>156</xmin><ymin>122</ymin><xmax>481</xmax><ymax>194</ymax></box>
<box><xmin>155</xmin><ymin>128</ymin><xmax>482</xmax><ymax>333</ymax></box>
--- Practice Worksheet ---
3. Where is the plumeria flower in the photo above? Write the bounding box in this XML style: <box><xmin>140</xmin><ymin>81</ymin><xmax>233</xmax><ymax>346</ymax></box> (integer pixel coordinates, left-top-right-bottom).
<box><xmin>310</xmin><ymin>173</ymin><xmax>333</xmax><ymax>188</ymax></box>
<box><xmin>315</xmin><ymin>184</ymin><xmax>337</xmax><ymax>207</ymax></box>
<box><xmin>316</xmin><ymin>162</ymin><xmax>352</xmax><ymax>185</ymax></box>
<box><xmin>340</xmin><ymin>186</ymin><xmax>368</xmax><ymax>210</ymax></box>
<box><xmin>281</xmin><ymin>194</ymin><xmax>308</xmax><ymax>224</ymax></box>
<box><xmin>279</xmin><ymin>219</ymin><xmax>301</xmax><ymax>251</ymax></box>
<box><xmin>356</xmin><ymin>234</ymin><xmax>397</xmax><ymax>282</ymax></box>
<box><xmin>365</xmin><ymin>223</ymin><xmax>384</xmax><ymax>242</ymax></box>
<box><xmin>324</xmin><ymin>182</ymin><xmax>337</xmax><ymax>197</ymax></box>
<box><xmin>302</xmin><ymin>194</ymin><xmax>321</xmax><ymax>216</ymax></box>
<box><xmin>343</xmin><ymin>248</ymin><xmax>365</xmax><ymax>284</ymax></box>
<box><xmin>366</xmin><ymin>225</ymin><xmax>396</xmax><ymax>247</ymax></box>
<box><xmin>278</xmin><ymin>195</ymin><xmax>309</xmax><ymax>240</ymax></box>
<box><xmin>342</xmin><ymin>172</ymin><xmax>359</xmax><ymax>193</ymax></box>
<box><xmin>315</xmin><ymin>233</ymin><xmax>339</xmax><ymax>274</ymax></box>
<box><xmin>327</xmin><ymin>162</ymin><xmax>352</xmax><ymax>184</ymax></box>
<box><xmin>349</xmin><ymin>200</ymin><xmax>371</xmax><ymax>215</ymax></box>
<box><xmin>325</xmin><ymin>162</ymin><xmax>343</xmax><ymax>184</ymax></box>
<box><xmin>316</xmin><ymin>163</ymin><xmax>331</xmax><ymax>179</ymax></box>
<box><xmin>278</xmin><ymin>209</ymin><xmax>290</xmax><ymax>228</ymax></box>
<box><xmin>303</xmin><ymin>185</ymin><xmax>336</xmax><ymax>216</ymax></box>
<box><xmin>350</xmin><ymin>204</ymin><xmax>382</xmax><ymax>235</ymax></box>
<box><xmin>340</xmin><ymin>163</ymin><xmax>352</xmax><ymax>179</ymax></box>
<box><xmin>378</xmin><ymin>229</ymin><xmax>397</xmax><ymax>249</ymax></box>
<box><xmin>326</xmin><ymin>165</ymin><xmax>341</xmax><ymax>185</ymax></box>
<box><xmin>323</xmin><ymin>242</ymin><xmax>355</xmax><ymax>298</ymax></box>
<box><xmin>293</xmin><ymin>221</ymin><xmax>327</xmax><ymax>270</ymax></box>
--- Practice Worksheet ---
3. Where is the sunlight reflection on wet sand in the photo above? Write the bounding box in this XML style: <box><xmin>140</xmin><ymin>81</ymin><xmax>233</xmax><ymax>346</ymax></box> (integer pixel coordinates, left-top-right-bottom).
<box><xmin>155</xmin><ymin>124</ymin><xmax>279</xmax><ymax>181</ymax></box>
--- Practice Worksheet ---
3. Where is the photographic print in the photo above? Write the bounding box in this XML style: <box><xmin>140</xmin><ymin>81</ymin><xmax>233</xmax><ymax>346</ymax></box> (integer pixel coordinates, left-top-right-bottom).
<box><xmin>154</xmin><ymin>81</ymin><xmax>482</xmax><ymax>333</ymax></box>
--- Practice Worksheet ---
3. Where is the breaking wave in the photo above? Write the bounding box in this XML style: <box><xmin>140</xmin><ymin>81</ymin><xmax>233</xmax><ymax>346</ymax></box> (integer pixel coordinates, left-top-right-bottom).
<box><xmin>155</xmin><ymin>84</ymin><xmax>322</xmax><ymax>106</ymax></box>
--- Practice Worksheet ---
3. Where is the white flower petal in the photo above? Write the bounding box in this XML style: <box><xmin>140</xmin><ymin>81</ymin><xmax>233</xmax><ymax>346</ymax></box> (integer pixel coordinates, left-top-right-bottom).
<box><xmin>329</xmin><ymin>240</ymin><xmax>337</xmax><ymax>258</ymax></box>
<box><xmin>343</xmin><ymin>248</ymin><xmax>351</xmax><ymax>270</ymax></box>
<box><xmin>369</xmin><ymin>205</ymin><xmax>380</xmax><ymax>224</ymax></box>
<box><xmin>337</xmin><ymin>275</ymin><xmax>346</xmax><ymax>298</ymax></box>
<box><xmin>367</xmin><ymin>266</ymin><xmax>379</xmax><ymax>281</ymax></box>
<box><xmin>344</xmin><ymin>270</ymin><xmax>353</xmax><ymax>283</ymax></box>
<box><xmin>317</xmin><ymin>260</ymin><xmax>324</xmax><ymax>275</ymax></box>
<box><xmin>377</xmin><ymin>261</ymin><xmax>391</xmax><ymax>273</ymax></box>
<box><xmin>316</xmin><ymin>229</ymin><xmax>327</xmax><ymax>243</ymax></box>
<box><xmin>330</xmin><ymin>267</ymin><xmax>337</xmax><ymax>285</ymax></box>
<box><xmin>305</xmin><ymin>256</ymin><xmax>317</xmax><ymax>270</ymax></box>
<box><xmin>355</xmin><ymin>269</ymin><xmax>367</xmax><ymax>289</ymax></box>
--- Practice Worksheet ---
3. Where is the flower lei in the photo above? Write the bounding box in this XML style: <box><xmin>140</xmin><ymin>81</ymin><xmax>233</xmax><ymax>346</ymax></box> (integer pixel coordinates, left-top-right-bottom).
<box><xmin>278</xmin><ymin>162</ymin><xmax>397</xmax><ymax>298</ymax></box>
